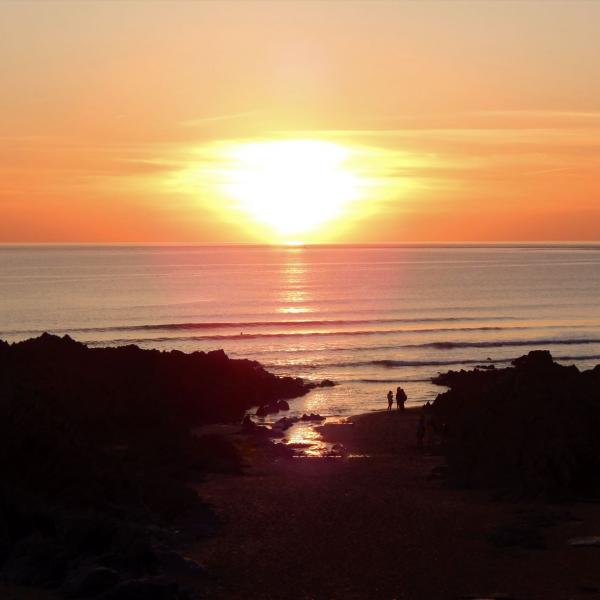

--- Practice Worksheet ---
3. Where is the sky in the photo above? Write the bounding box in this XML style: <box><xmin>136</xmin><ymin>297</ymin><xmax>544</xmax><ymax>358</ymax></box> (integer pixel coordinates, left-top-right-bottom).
<box><xmin>1</xmin><ymin>0</ymin><xmax>599</xmax><ymax>243</ymax></box>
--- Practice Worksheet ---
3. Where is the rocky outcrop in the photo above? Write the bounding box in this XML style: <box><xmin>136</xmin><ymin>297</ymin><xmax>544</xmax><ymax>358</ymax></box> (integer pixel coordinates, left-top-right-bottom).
<box><xmin>431</xmin><ymin>351</ymin><xmax>600</xmax><ymax>495</ymax></box>
<box><xmin>2</xmin><ymin>333</ymin><xmax>309</xmax><ymax>424</ymax></box>
<box><xmin>0</xmin><ymin>333</ymin><xmax>315</xmax><ymax>596</ymax></box>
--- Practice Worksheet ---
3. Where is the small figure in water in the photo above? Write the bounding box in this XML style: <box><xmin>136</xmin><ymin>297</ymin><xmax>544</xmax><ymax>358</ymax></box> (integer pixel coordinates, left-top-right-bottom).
<box><xmin>387</xmin><ymin>390</ymin><xmax>393</xmax><ymax>411</ymax></box>
<box><xmin>395</xmin><ymin>386</ymin><xmax>407</xmax><ymax>411</ymax></box>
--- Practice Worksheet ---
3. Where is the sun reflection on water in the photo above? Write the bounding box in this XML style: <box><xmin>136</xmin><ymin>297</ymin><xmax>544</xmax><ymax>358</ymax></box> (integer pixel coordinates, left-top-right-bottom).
<box><xmin>271</xmin><ymin>247</ymin><xmax>343</xmax><ymax>456</ymax></box>
<box><xmin>279</xmin><ymin>306</ymin><xmax>310</xmax><ymax>314</ymax></box>
<box><xmin>277</xmin><ymin>247</ymin><xmax>312</xmax><ymax>316</ymax></box>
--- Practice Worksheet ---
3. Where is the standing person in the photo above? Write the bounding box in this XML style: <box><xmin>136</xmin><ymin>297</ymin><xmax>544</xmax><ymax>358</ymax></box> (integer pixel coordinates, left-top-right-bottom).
<box><xmin>396</xmin><ymin>386</ymin><xmax>407</xmax><ymax>411</ymax></box>
<box><xmin>387</xmin><ymin>390</ymin><xmax>393</xmax><ymax>411</ymax></box>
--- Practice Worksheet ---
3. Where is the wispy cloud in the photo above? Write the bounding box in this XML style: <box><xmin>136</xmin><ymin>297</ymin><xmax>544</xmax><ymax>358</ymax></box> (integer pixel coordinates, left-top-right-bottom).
<box><xmin>180</xmin><ymin>111</ymin><xmax>260</xmax><ymax>127</ymax></box>
<box><xmin>469</xmin><ymin>110</ymin><xmax>600</xmax><ymax>119</ymax></box>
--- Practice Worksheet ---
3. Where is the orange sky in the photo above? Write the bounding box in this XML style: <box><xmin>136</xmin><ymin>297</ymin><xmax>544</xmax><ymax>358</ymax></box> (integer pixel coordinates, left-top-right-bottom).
<box><xmin>1</xmin><ymin>0</ymin><xmax>599</xmax><ymax>243</ymax></box>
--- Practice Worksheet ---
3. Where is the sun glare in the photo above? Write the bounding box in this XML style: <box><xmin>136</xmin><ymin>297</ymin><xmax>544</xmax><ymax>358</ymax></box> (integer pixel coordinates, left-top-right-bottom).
<box><xmin>222</xmin><ymin>140</ymin><xmax>362</xmax><ymax>240</ymax></box>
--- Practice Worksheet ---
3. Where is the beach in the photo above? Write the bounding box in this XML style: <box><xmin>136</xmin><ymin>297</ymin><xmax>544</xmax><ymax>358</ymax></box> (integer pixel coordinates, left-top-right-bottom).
<box><xmin>190</xmin><ymin>409</ymin><xmax>600</xmax><ymax>600</ymax></box>
<box><xmin>4</xmin><ymin>409</ymin><xmax>600</xmax><ymax>600</ymax></box>
<box><xmin>2</xmin><ymin>338</ymin><xmax>600</xmax><ymax>598</ymax></box>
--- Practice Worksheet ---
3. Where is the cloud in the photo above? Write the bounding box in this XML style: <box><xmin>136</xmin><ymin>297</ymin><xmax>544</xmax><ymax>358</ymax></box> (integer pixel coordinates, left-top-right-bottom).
<box><xmin>180</xmin><ymin>111</ymin><xmax>261</xmax><ymax>127</ymax></box>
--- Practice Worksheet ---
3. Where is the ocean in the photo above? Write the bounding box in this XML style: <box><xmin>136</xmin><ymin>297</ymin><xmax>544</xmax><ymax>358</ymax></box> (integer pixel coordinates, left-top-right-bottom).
<box><xmin>2</xmin><ymin>243</ymin><xmax>600</xmax><ymax>442</ymax></box>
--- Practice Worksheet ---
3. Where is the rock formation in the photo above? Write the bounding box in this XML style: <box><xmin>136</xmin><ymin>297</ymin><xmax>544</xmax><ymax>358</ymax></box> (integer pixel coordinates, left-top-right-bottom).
<box><xmin>431</xmin><ymin>351</ymin><xmax>600</xmax><ymax>495</ymax></box>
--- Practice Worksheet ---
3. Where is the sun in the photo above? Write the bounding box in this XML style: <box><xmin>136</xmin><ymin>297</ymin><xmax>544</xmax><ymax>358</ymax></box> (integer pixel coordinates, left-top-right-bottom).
<box><xmin>221</xmin><ymin>140</ymin><xmax>362</xmax><ymax>240</ymax></box>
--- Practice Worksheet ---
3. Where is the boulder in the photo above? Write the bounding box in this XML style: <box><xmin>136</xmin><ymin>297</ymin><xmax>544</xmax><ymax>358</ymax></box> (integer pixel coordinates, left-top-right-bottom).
<box><xmin>63</xmin><ymin>566</ymin><xmax>120</xmax><ymax>598</ymax></box>
<box><xmin>255</xmin><ymin>405</ymin><xmax>269</xmax><ymax>417</ymax></box>
<box><xmin>272</xmin><ymin>416</ymin><xmax>298</xmax><ymax>431</ymax></box>
<box><xmin>276</xmin><ymin>399</ymin><xmax>290</xmax><ymax>411</ymax></box>
<box><xmin>300</xmin><ymin>413</ymin><xmax>326</xmax><ymax>422</ymax></box>
<box><xmin>256</xmin><ymin>399</ymin><xmax>293</xmax><ymax>417</ymax></box>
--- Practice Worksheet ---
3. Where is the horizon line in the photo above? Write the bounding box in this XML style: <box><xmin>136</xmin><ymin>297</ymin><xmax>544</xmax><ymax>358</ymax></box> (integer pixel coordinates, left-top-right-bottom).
<box><xmin>2</xmin><ymin>241</ymin><xmax>600</xmax><ymax>247</ymax></box>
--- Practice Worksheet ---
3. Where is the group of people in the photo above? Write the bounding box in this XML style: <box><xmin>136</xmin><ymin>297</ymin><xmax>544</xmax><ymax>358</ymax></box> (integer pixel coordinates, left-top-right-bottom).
<box><xmin>386</xmin><ymin>386</ymin><xmax>407</xmax><ymax>411</ymax></box>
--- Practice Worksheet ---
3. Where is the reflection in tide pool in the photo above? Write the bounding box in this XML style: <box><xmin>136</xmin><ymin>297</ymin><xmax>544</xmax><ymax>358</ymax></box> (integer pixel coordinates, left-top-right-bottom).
<box><xmin>253</xmin><ymin>387</ymin><xmax>352</xmax><ymax>456</ymax></box>
<box><xmin>284</xmin><ymin>420</ymin><xmax>331</xmax><ymax>457</ymax></box>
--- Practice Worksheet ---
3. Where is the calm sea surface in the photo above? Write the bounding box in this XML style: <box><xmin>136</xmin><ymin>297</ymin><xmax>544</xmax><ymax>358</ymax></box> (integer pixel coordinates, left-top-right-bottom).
<box><xmin>2</xmin><ymin>244</ymin><xmax>600</xmax><ymax>440</ymax></box>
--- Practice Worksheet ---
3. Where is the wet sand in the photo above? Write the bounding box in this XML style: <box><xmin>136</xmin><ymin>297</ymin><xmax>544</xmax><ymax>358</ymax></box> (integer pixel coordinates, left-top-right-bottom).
<box><xmin>191</xmin><ymin>409</ymin><xmax>600</xmax><ymax>600</ymax></box>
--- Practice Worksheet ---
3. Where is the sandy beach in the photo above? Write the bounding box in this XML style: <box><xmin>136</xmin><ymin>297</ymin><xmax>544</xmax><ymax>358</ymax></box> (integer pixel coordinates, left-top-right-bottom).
<box><xmin>191</xmin><ymin>410</ymin><xmax>600</xmax><ymax>600</ymax></box>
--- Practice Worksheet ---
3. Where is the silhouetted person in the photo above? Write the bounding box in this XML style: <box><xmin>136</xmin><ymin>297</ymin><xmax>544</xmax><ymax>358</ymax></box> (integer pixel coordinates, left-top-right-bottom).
<box><xmin>387</xmin><ymin>390</ymin><xmax>393</xmax><ymax>411</ymax></box>
<box><xmin>396</xmin><ymin>386</ymin><xmax>407</xmax><ymax>411</ymax></box>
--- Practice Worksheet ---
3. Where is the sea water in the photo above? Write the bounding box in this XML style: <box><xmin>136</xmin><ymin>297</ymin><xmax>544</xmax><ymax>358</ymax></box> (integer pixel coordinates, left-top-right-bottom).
<box><xmin>2</xmin><ymin>244</ymin><xmax>600</xmax><ymax>427</ymax></box>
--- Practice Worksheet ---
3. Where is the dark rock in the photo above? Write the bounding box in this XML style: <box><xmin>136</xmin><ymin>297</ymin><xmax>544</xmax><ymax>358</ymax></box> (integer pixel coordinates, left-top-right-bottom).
<box><xmin>63</xmin><ymin>566</ymin><xmax>120</xmax><ymax>598</ymax></box>
<box><xmin>0</xmin><ymin>332</ymin><xmax>309</xmax><ymax>516</ymax></box>
<box><xmin>99</xmin><ymin>577</ymin><xmax>186</xmax><ymax>600</ymax></box>
<box><xmin>63</xmin><ymin>516</ymin><xmax>118</xmax><ymax>559</ymax></box>
<box><xmin>269</xmin><ymin>442</ymin><xmax>295</xmax><ymax>459</ymax></box>
<box><xmin>256</xmin><ymin>403</ymin><xmax>279</xmax><ymax>417</ymax></box>
<box><xmin>256</xmin><ymin>400</ymin><xmax>291</xmax><ymax>417</ymax></box>
<box><xmin>100</xmin><ymin>534</ymin><xmax>158</xmax><ymax>578</ymax></box>
<box><xmin>1</xmin><ymin>332</ymin><xmax>311</xmax><ymax>434</ymax></box>
<box><xmin>155</xmin><ymin>549</ymin><xmax>206</xmax><ymax>576</ymax></box>
<box><xmin>241</xmin><ymin>417</ymin><xmax>283</xmax><ymax>438</ymax></box>
<box><xmin>255</xmin><ymin>405</ymin><xmax>269</xmax><ymax>417</ymax></box>
<box><xmin>430</xmin><ymin>351</ymin><xmax>600</xmax><ymax>494</ymax></box>
<box><xmin>319</xmin><ymin>379</ymin><xmax>336</xmax><ymax>387</ymax></box>
<box><xmin>1</xmin><ymin>534</ymin><xmax>68</xmax><ymax>588</ymax></box>
<box><xmin>272</xmin><ymin>416</ymin><xmax>299</xmax><ymax>430</ymax></box>
<box><xmin>0</xmin><ymin>333</ymin><xmax>318</xmax><ymax>598</ymax></box>
<box><xmin>511</xmin><ymin>349</ymin><xmax>554</xmax><ymax>370</ymax></box>
<box><xmin>300</xmin><ymin>413</ymin><xmax>326</xmax><ymax>422</ymax></box>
